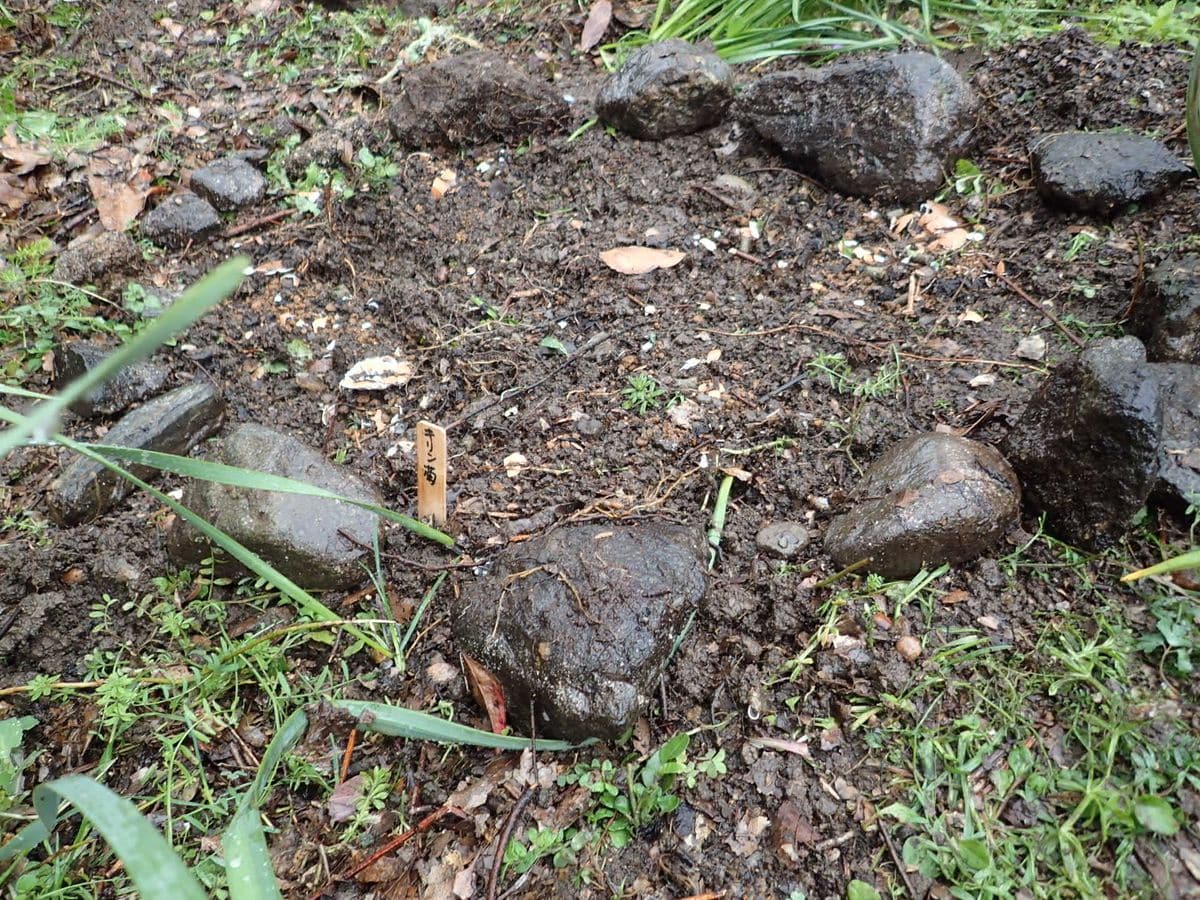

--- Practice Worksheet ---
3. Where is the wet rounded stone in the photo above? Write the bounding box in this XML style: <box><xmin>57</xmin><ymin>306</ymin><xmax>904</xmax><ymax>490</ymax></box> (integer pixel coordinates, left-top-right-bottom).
<box><xmin>47</xmin><ymin>382</ymin><xmax>225</xmax><ymax>526</ymax></box>
<box><xmin>1133</xmin><ymin>254</ymin><xmax>1200</xmax><ymax>364</ymax></box>
<box><xmin>55</xmin><ymin>340</ymin><xmax>169</xmax><ymax>418</ymax></box>
<box><xmin>755</xmin><ymin>522</ymin><xmax>810</xmax><ymax>559</ymax></box>
<box><xmin>190</xmin><ymin>156</ymin><xmax>266</xmax><ymax>212</ymax></box>
<box><xmin>1001</xmin><ymin>337</ymin><xmax>1161</xmax><ymax>549</ymax></box>
<box><xmin>387</xmin><ymin>51</ymin><xmax>568</xmax><ymax>149</ymax></box>
<box><xmin>453</xmin><ymin>523</ymin><xmax>708</xmax><ymax>742</ymax></box>
<box><xmin>52</xmin><ymin>230</ymin><xmax>139</xmax><ymax>286</ymax></box>
<box><xmin>167</xmin><ymin>424</ymin><xmax>384</xmax><ymax>591</ymax></box>
<box><xmin>595</xmin><ymin>39</ymin><xmax>734</xmax><ymax>140</ymax></box>
<box><xmin>1031</xmin><ymin>131</ymin><xmax>1191</xmax><ymax>216</ymax></box>
<box><xmin>140</xmin><ymin>192</ymin><xmax>220</xmax><ymax>248</ymax></box>
<box><xmin>736</xmin><ymin>51</ymin><xmax>977</xmax><ymax>203</ymax></box>
<box><xmin>824</xmin><ymin>433</ymin><xmax>1021</xmax><ymax>579</ymax></box>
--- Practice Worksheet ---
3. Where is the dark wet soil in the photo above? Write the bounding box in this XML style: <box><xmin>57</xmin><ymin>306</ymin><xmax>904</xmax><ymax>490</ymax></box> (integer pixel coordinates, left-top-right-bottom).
<box><xmin>2</xmin><ymin>4</ymin><xmax>1199</xmax><ymax>898</ymax></box>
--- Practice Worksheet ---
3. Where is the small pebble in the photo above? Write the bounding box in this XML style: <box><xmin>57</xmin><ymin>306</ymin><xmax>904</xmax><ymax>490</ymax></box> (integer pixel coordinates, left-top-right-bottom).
<box><xmin>755</xmin><ymin>521</ymin><xmax>810</xmax><ymax>559</ymax></box>
<box><xmin>896</xmin><ymin>635</ymin><xmax>922</xmax><ymax>662</ymax></box>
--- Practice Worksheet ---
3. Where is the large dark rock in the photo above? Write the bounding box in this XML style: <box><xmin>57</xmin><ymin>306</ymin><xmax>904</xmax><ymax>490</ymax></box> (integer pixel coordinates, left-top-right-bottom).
<box><xmin>1031</xmin><ymin>131</ymin><xmax>1191</xmax><ymax>216</ymax></box>
<box><xmin>736</xmin><ymin>51</ymin><xmax>977</xmax><ymax>203</ymax></box>
<box><xmin>596</xmin><ymin>39</ymin><xmax>734</xmax><ymax>140</ymax></box>
<box><xmin>190</xmin><ymin>156</ymin><xmax>266</xmax><ymax>212</ymax></box>
<box><xmin>166</xmin><ymin>424</ymin><xmax>383</xmax><ymax>591</ymax></box>
<box><xmin>453</xmin><ymin>523</ymin><xmax>707</xmax><ymax>742</ymax></box>
<box><xmin>1132</xmin><ymin>254</ymin><xmax>1200</xmax><ymax>364</ymax></box>
<box><xmin>387</xmin><ymin>51</ymin><xmax>569</xmax><ymax>149</ymax></box>
<box><xmin>140</xmin><ymin>192</ymin><xmax>220</xmax><ymax>248</ymax></box>
<box><xmin>55</xmin><ymin>341</ymin><xmax>169</xmax><ymax>418</ymax></box>
<box><xmin>824</xmin><ymin>433</ymin><xmax>1020</xmax><ymax>579</ymax></box>
<box><xmin>1002</xmin><ymin>337</ymin><xmax>1162</xmax><ymax>549</ymax></box>
<box><xmin>47</xmin><ymin>382</ymin><xmax>224</xmax><ymax>526</ymax></box>
<box><xmin>1152</xmin><ymin>363</ymin><xmax>1200</xmax><ymax>512</ymax></box>
<box><xmin>52</xmin><ymin>230</ymin><xmax>140</xmax><ymax>286</ymax></box>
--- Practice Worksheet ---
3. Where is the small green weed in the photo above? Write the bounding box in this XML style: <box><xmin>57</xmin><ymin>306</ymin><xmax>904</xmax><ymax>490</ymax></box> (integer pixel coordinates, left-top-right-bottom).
<box><xmin>557</xmin><ymin>733</ymin><xmax>721</xmax><ymax>850</ymax></box>
<box><xmin>1063</xmin><ymin>229</ymin><xmax>1101</xmax><ymax>262</ymax></box>
<box><xmin>806</xmin><ymin>346</ymin><xmax>903</xmax><ymax>400</ymax></box>
<box><xmin>622</xmin><ymin>373</ymin><xmax>665</xmax><ymax>415</ymax></box>
<box><xmin>869</xmin><ymin>610</ymin><xmax>1200</xmax><ymax>898</ymax></box>
<box><xmin>0</xmin><ymin>239</ymin><xmax>139</xmax><ymax>381</ymax></box>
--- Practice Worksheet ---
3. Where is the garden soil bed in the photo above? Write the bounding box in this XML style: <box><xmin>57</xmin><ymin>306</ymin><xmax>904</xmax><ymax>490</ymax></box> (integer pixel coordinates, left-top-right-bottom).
<box><xmin>2</xmin><ymin>3</ymin><xmax>1199</xmax><ymax>898</ymax></box>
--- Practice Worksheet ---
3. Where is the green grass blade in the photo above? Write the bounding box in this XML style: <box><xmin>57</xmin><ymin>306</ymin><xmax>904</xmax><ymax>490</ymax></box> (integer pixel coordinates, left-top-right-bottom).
<box><xmin>83</xmin><ymin>444</ymin><xmax>455</xmax><ymax>548</ymax></box>
<box><xmin>239</xmin><ymin>709</ymin><xmax>308</xmax><ymax>814</ymax></box>
<box><xmin>333</xmin><ymin>699</ymin><xmax>584</xmax><ymax>751</ymax></box>
<box><xmin>0</xmin><ymin>256</ymin><xmax>247</xmax><ymax>457</ymax></box>
<box><xmin>223</xmin><ymin>808</ymin><xmax>283</xmax><ymax>900</ymax></box>
<box><xmin>1121</xmin><ymin>549</ymin><xmax>1200</xmax><ymax>582</ymax></box>
<box><xmin>26</xmin><ymin>776</ymin><xmax>206</xmax><ymax>899</ymax></box>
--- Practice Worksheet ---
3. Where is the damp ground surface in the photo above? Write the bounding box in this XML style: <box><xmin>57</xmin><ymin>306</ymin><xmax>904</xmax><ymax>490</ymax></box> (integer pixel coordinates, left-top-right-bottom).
<box><xmin>2</xmin><ymin>3</ymin><xmax>1199</xmax><ymax>898</ymax></box>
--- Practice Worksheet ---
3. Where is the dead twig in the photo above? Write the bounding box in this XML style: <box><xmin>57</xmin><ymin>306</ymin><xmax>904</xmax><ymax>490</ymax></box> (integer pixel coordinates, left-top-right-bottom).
<box><xmin>80</xmin><ymin>67</ymin><xmax>150</xmax><ymax>99</ymax></box>
<box><xmin>330</xmin><ymin>804</ymin><xmax>465</xmax><ymax>887</ymax></box>
<box><xmin>995</xmin><ymin>271</ymin><xmax>1086</xmax><ymax>350</ymax></box>
<box><xmin>879</xmin><ymin>820</ymin><xmax>919</xmax><ymax>898</ymax></box>
<box><xmin>222</xmin><ymin>208</ymin><xmax>295</xmax><ymax>239</ymax></box>
<box><xmin>486</xmin><ymin>784</ymin><xmax>535</xmax><ymax>900</ymax></box>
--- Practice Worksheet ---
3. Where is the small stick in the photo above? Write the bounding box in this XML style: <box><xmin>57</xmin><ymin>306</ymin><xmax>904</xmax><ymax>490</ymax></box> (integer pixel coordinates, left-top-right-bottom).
<box><xmin>995</xmin><ymin>271</ymin><xmax>1085</xmax><ymax>349</ymax></box>
<box><xmin>223</xmin><ymin>208</ymin><xmax>295</xmax><ymax>238</ymax></box>
<box><xmin>879</xmin><ymin>820</ymin><xmax>919</xmax><ymax>898</ymax></box>
<box><xmin>689</xmin><ymin>182</ymin><xmax>746</xmax><ymax>212</ymax></box>
<box><xmin>338</xmin><ymin>728</ymin><xmax>358</xmax><ymax>783</ymax></box>
<box><xmin>729</xmin><ymin>248</ymin><xmax>766</xmax><ymax>265</ymax></box>
<box><xmin>813</xmin><ymin>558</ymin><xmax>870</xmax><ymax>589</ymax></box>
<box><xmin>486</xmin><ymin>784</ymin><xmax>535</xmax><ymax>900</ymax></box>
<box><xmin>335</xmin><ymin>804</ymin><xmax>463</xmax><ymax>883</ymax></box>
<box><xmin>80</xmin><ymin>67</ymin><xmax>150</xmax><ymax>99</ymax></box>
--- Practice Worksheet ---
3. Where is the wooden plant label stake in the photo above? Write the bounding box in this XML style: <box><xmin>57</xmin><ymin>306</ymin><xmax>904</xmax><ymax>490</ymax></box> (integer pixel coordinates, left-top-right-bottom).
<box><xmin>416</xmin><ymin>420</ymin><xmax>447</xmax><ymax>526</ymax></box>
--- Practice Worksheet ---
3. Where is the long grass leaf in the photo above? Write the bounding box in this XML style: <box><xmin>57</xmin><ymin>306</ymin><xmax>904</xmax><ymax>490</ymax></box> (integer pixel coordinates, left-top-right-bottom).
<box><xmin>1121</xmin><ymin>549</ymin><xmax>1200</xmax><ymax>583</ymax></box>
<box><xmin>239</xmin><ymin>709</ymin><xmax>308</xmax><ymax>814</ymax></box>
<box><xmin>83</xmin><ymin>444</ymin><xmax>455</xmax><ymax>548</ymax></box>
<box><xmin>333</xmin><ymin>699</ymin><xmax>584</xmax><ymax>751</ymax></box>
<box><xmin>23</xmin><ymin>776</ymin><xmax>206</xmax><ymax>898</ymax></box>
<box><xmin>0</xmin><ymin>256</ymin><xmax>246</xmax><ymax>457</ymax></box>
<box><xmin>223</xmin><ymin>808</ymin><xmax>283</xmax><ymax>900</ymax></box>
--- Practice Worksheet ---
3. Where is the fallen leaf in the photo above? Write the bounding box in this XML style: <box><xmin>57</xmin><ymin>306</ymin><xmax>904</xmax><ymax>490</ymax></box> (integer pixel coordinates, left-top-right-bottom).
<box><xmin>599</xmin><ymin>245</ymin><xmax>686</xmax><ymax>275</ymax></box>
<box><xmin>580</xmin><ymin>0</ymin><xmax>612</xmax><ymax>51</ymax></box>
<box><xmin>463</xmin><ymin>654</ymin><xmax>507</xmax><ymax>734</ymax></box>
<box><xmin>431</xmin><ymin>168</ymin><xmax>458</xmax><ymax>200</ymax></box>
<box><xmin>1</xmin><ymin>144</ymin><xmax>51</xmax><ymax>175</ymax></box>
<box><xmin>503</xmin><ymin>452</ymin><xmax>528</xmax><ymax>478</ymax></box>
<box><xmin>928</xmin><ymin>227</ymin><xmax>970</xmax><ymax>253</ymax></box>
<box><xmin>969</xmin><ymin>373</ymin><xmax>996</xmax><ymax>388</ymax></box>
<box><xmin>327</xmin><ymin>774</ymin><xmax>364</xmax><ymax>823</ymax></box>
<box><xmin>86</xmin><ymin>146</ymin><xmax>153</xmax><ymax>231</ymax></box>
<box><xmin>611</xmin><ymin>0</ymin><xmax>652</xmax><ymax>27</ymax></box>
<box><xmin>895</xmin><ymin>488</ymin><xmax>921</xmax><ymax>508</ymax></box>
<box><xmin>936</xmin><ymin>469</ymin><xmax>965</xmax><ymax>485</ymax></box>
<box><xmin>339</xmin><ymin>355</ymin><xmax>414</xmax><ymax>390</ymax></box>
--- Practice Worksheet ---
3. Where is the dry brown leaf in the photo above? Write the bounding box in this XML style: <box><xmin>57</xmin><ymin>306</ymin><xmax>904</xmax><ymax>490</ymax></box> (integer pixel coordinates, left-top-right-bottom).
<box><xmin>928</xmin><ymin>228</ymin><xmax>970</xmax><ymax>253</ymax></box>
<box><xmin>326</xmin><ymin>774</ymin><xmax>364</xmax><ymax>823</ymax></box>
<box><xmin>0</xmin><ymin>172</ymin><xmax>30</xmax><ymax>210</ymax></box>
<box><xmin>86</xmin><ymin>146</ymin><xmax>153</xmax><ymax>231</ymax></box>
<box><xmin>463</xmin><ymin>654</ymin><xmax>507</xmax><ymax>734</ymax></box>
<box><xmin>431</xmin><ymin>168</ymin><xmax>458</xmax><ymax>200</ymax></box>
<box><xmin>599</xmin><ymin>245</ymin><xmax>686</xmax><ymax>275</ymax></box>
<box><xmin>1</xmin><ymin>144</ymin><xmax>51</xmax><ymax>175</ymax></box>
<box><xmin>580</xmin><ymin>0</ymin><xmax>612</xmax><ymax>51</ymax></box>
<box><xmin>612</xmin><ymin>0</ymin><xmax>652</xmax><ymax>26</ymax></box>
